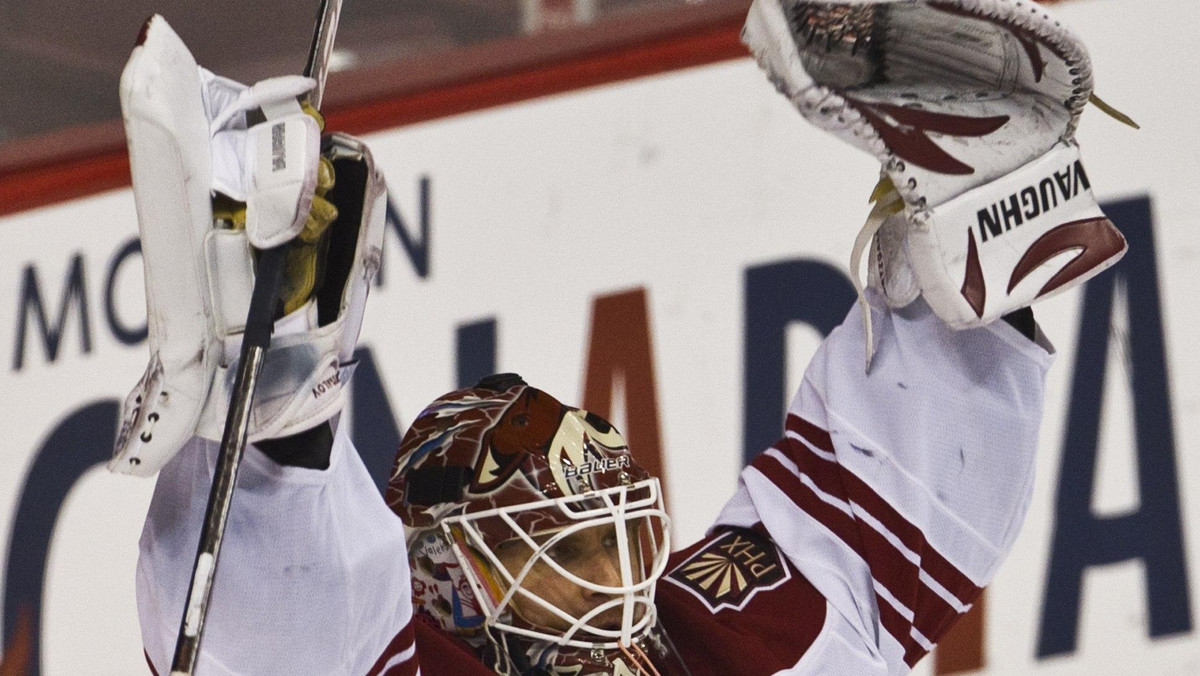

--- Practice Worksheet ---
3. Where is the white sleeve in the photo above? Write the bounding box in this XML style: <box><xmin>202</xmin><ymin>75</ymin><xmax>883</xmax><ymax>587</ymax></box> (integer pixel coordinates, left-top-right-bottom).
<box><xmin>715</xmin><ymin>296</ymin><xmax>1053</xmax><ymax>674</ymax></box>
<box><xmin>136</xmin><ymin>424</ymin><xmax>415</xmax><ymax>676</ymax></box>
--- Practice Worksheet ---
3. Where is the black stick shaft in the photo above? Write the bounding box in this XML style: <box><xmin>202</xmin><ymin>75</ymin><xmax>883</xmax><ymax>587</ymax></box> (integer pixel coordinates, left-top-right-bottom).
<box><xmin>303</xmin><ymin>0</ymin><xmax>342</xmax><ymax>108</ymax></box>
<box><xmin>168</xmin><ymin>245</ymin><xmax>286</xmax><ymax>675</ymax></box>
<box><xmin>166</xmin><ymin>2</ymin><xmax>341</xmax><ymax>671</ymax></box>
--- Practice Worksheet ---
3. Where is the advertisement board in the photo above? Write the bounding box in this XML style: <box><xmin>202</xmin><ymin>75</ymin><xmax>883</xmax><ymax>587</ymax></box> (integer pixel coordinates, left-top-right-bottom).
<box><xmin>2</xmin><ymin>1</ymin><xmax>1197</xmax><ymax>673</ymax></box>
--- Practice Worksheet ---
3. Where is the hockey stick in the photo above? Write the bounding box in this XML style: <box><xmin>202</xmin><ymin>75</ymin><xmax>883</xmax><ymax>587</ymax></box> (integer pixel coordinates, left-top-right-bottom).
<box><xmin>167</xmin><ymin>1</ymin><xmax>343</xmax><ymax>674</ymax></box>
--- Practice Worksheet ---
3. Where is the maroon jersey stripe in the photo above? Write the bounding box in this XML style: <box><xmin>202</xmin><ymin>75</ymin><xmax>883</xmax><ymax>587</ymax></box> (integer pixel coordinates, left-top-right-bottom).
<box><xmin>381</xmin><ymin>660</ymin><xmax>420</xmax><ymax>676</ymax></box>
<box><xmin>781</xmin><ymin>415</ymin><xmax>981</xmax><ymax>633</ymax></box>
<box><xmin>855</xmin><ymin>518</ymin><xmax>960</xmax><ymax>641</ymax></box>
<box><xmin>144</xmin><ymin>649</ymin><xmax>159</xmax><ymax>676</ymax></box>
<box><xmin>752</xmin><ymin>445</ymin><xmax>969</xmax><ymax>651</ymax></box>
<box><xmin>751</xmin><ymin>452</ymin><xmax>929</xmax><ymax>654</ymax></box>
<box><xmin>366</xmin><ymin>620</ymin><xmax>417</xmax><ymax>676</ymax></box>
<box><xmin>774</xmin><ymin>423</ymin><xmax>951</xmax><ymax>617</ymax></box>
<box><xmin>752</xmin><ymin>452</ymin><xmax>864</xmax><ymax>557</ymax></box>
<box><xmin>786</xmin><ymin>414</ymin><xmax>835</xmax><ymax>452</ymax></box>
<box><xmin>784</xmin><ymin>414</ymin><xmax>982</xmax><ymax>603</ymax></box>
<box><xmin>838</xmin><ymin>468</ymin><xmax>982</xmax><ymax>605</ymax></box>
<box><xmin>875</xmin><ymin>590</ymin><xmax>928</xmax><ymax>666</ymax></box>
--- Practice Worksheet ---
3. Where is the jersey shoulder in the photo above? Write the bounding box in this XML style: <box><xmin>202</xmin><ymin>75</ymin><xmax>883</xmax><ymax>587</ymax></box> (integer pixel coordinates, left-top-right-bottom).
<box><xmin>412</xmin><ymin>615</ymin><xmax>495</xmax><ymax>676</ymax></box>
<box><xmin>656</xmin><ymin>526</ymin><xmax>828</xmax><ymax>675</ymax></box>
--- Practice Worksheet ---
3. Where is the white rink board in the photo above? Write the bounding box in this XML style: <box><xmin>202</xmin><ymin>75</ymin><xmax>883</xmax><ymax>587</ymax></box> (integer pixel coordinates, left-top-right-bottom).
<box><xmin>3</xmin><ymin>0</ymin><xmax>1199</xmax><ymax>673</ymax></box>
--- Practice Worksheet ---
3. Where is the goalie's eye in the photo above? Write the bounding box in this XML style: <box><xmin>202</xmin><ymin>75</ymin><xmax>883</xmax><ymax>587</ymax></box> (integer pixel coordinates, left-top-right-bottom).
<box><xmin>603</xmin><ymin>531</ymin><xmax>619</xmax><ymax>550</ymax></box>
<box><xmin>541</xmin><ymin>526</ymin><xmax>622</xmax><ymax>566</ymax></box>
<box><xmin>545</xmin><ymin>539</ymin><xmax>583</xmax><ymax>564</ymax></box>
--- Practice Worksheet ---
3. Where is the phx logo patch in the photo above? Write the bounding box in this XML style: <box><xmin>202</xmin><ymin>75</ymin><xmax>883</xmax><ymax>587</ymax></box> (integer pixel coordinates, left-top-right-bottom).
<box><xmin>665</xmin><ymin>528</ymin><xmax>790</xmax><ymax>613</ymax></box>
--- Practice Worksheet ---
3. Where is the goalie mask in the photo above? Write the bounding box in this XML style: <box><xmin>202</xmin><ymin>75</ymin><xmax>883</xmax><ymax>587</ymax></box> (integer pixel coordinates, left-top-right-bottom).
<box><xmin>387</xmin><ymin>374</ymin><xmax>673</xmax><ymax>676</ymax></box>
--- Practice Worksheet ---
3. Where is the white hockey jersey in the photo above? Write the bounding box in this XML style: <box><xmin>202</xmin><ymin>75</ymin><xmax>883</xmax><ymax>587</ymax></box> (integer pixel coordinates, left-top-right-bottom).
<box><xmin>137</xmin><ymin>297</ymin><xmax>1052</xmax><ymax>675</ymax></box>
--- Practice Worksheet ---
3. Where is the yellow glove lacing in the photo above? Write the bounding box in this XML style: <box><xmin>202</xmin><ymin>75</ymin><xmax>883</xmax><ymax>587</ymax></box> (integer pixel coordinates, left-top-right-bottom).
<box><xmin>212</xmin><ymin>100</ymin><xmax>339</xmax><ymax>316</ymax></box>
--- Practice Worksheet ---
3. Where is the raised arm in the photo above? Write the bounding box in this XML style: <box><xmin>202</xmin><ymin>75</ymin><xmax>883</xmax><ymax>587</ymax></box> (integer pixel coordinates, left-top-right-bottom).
<box><xmin>113</xmin><ymin>18</ymin><xmax>415</xmax><ymax>675</ymax></box>
<box><xmin>713</xmin><ymin>296</ymin><xmax>1050</xmax><ymax>672</ymax></box>
<box><xmin>138</xmin><ymin>427</ymin><xmax>415</xmax><ymax>675</ymax></box>
<box><xmin>663</xmin><ymin>0</ymin><xmax>1129</xmax><ymax>672</ymax></box>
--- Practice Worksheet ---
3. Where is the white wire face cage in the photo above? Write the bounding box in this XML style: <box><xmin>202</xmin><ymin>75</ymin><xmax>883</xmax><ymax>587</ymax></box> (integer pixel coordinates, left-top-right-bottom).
<box><xmin>443</xmin><ymin>478</ymin><xmax>672</xmax><ymax>650</ymax></box>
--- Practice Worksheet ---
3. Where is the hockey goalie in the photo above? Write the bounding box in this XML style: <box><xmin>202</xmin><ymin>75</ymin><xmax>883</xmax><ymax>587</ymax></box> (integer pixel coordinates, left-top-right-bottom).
<box><xmin>116</xmin><ymin>0</ymin><xmax>1128</xmax><ymax>674</ymax></box>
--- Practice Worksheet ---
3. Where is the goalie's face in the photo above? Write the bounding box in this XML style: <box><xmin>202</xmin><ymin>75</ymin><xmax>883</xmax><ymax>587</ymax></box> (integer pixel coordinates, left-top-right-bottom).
<box><xmin>493</xmin><ymin>521</ymin><xmax>650</xmax><ymax>633</ymax></box>
<box><xmin>446</xmin><ymin>480</ymin><xmax>671</xmax><ymax>649</ymax></box>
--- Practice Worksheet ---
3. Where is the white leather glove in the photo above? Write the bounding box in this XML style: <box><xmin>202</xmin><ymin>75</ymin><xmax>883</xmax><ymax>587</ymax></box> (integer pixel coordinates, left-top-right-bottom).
<box><xmin>743</xmin><ymin>0</ymin><xmax>1130</xmax><ymax>362</ymax></box>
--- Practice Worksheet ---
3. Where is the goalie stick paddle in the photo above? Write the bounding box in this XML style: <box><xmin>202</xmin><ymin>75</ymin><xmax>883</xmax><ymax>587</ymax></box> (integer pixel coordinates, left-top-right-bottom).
<box><xmin>167</xmin><ymin>1</ymin><xmax>343</xmax><ymax>673</ymax></box>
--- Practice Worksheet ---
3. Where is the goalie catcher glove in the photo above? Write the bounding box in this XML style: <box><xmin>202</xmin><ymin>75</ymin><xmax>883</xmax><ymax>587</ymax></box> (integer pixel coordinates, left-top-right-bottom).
<box><xmin>110</xmin><ymin>16</ymin><xmax>387</xmax><ymax>477</ymax></box>
<box><xmin>743</xmin><ymin>0</ymin><xmax>1128</xmax><ymax>358</ymax></box>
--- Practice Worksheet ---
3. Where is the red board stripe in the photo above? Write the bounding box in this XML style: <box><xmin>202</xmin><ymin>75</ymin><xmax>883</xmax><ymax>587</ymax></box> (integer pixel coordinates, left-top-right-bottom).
<box><xmin>0</xmin><ymin>0</ymin><xmax>1083</xmax><ymax>219</ymax></box>
<box><xmin>0</xmin><ymin>16</ymin><xmax>747</xmax><ymax>218</ymax></box>
<box><xmin>0</xmin><ymin>151</ymin><xmax>131</xmax><ymax>219</ymax></box>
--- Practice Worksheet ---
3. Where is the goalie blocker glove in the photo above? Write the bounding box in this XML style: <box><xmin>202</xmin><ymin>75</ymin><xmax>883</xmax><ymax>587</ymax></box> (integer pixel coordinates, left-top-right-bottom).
<box><xmin>111</xmin><ymin>16</ymin><xmax>387</xmax><ymax>477</ymax></box>
<box><xmin>743</xmin><ymin>0</ymin><xmax>1127</xmax><ymax>352</ymax></box>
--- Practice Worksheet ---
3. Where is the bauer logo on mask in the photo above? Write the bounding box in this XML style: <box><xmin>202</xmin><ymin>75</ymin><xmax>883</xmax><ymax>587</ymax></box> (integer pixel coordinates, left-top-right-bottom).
<box><xmin>547</xmin><ymin>410</ymin><xmax>633</xmax><ymax>496</ymax></box>
<box><xmin>458</xmin><ymin>386</ymin><xmax>639</xmax><ymax>501</ymax></box>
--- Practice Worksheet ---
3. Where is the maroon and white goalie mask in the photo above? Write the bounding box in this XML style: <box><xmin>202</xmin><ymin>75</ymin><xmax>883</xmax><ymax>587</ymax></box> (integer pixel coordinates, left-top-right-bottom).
<box><xmin>388</xmin><ymin>375</ymin><xmax>672</xmax><ymax>675</ymax></box>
